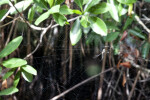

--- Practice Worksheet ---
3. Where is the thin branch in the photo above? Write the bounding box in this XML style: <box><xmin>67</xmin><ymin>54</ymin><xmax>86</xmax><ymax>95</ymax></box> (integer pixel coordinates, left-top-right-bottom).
<box><xmin>50</xmin><ymin>68</ymin><xmax>114</xmax><ymax>100</ymax></box>
<box><xmin>124</xmin><ymin>57</ymin><xmax>150</xmax><ymax>74</ymax></box>
<box><xmin>132</xmin><ymin>11</ymin><xmax>150</xmax><ymax>34</ymax></box>
<box><xmin>24</xmin><ymin>21</ymin><xmax>53</xmax><ymax>59</ymax></box>
<box><xmin>28</xmin><ymin>16</ymin><xmax>81</xmax><ymax>31</ymax></box>
<box><xmin>128</xmin><ymin>70</ymin><xmax>141</xmax><ymax>100</ymax></box>
<box><xmin>97</xmin><ymin>42</ymin><xmax>108</xmax><ymax>100</ymax></box>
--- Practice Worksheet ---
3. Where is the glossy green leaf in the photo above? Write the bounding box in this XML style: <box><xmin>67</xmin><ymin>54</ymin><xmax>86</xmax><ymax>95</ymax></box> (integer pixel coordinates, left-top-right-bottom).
<box><xmin>0</xmin><ymin>36</ymin><xmax>23</xmax><ymax>58</ymax></box>
<box><xmin>47</xmin><ymin>0</ymin><xmax>54</xmax><ymax>7</ymax></box>
<box><xmin>84</xmin><ymin>0</ymin><xmax>101</xmax><ymax>12</ymax></box>
<box><xmin>123</xmin><ymin>16</ymin><xmax>134</xmax><ymax>30</ymax></box>
<box><xmin>53</xmin><ymin>13</ymin><xmax>67</xmax><ymax>26</ymax></box>
<box><xmin>33</xmin><ymin>0</ymin><xmax>48</xmax><ymax>9</ymax></box>
<box><xmin>48</xmin><ymin>5</ymin><xmax>60</xmax><ymax>13</ymax></box>
<box><xmin>70</xmin><ymin>18</ymin><xmax>82</xmax><ymax>45</ymax></box>
<box><xmin>0</xmin><ymin>0</ymin><xmax>9</xmax><ymax>5</ymax></box>
<box><xmin>28</xmin><ymin>6</ymin><xmax>35</xmax><ymax>23</ymax></box>
<box><xmin>9</xmin><ymin>0</ymin><xmax>33</xmax><ymax>14</ymax></box>
<box><xmin>83</xmin><ymin>27</ymin><xmax>90</xmax><ymax>34</ymax></box>
<box><xmin>0</xmin><ymin>9</ymin><xmax>8</xmax><ymax>21</ymax></box>
<box><xmin>80</xmin><ymin>16</ymin><xmax>90</xmax><ymax>28</ymax></box>
<box><xmin>88</xmin><ymin>2</ymin><xmax>110</xmax><ymax>14</ymax></box>
<box><xmin>21</xmin><ymin>70</ymin><xmax>33</xmax><ymax>82</ymax></box>
<box><xmin>54</xmin><ymin>0</ymin><xmax>64</xmax><ymax>5</ymax></box>
<box><xmin>35</xmin><ymin>5</ymin><xmax>60</xmax><ymax>25</ymax></box>
<box><xmin>105</xmin><ymin>32</ymin><xmax>120</xmax><ymax>42</ymax></box>
<box><xmin>22</xmin><ymin>65</ymin><xmax>37</xmax><ymax>75</ymax></box>
<box><xmin>118</xmin><ymin>4</ymin><xmax>127</xmax><ymax>16</ymax></box>
<box><xmin>3</xmin><ymin>69</ymin><xmax>14</xmax><ymax>80</ymax></box>
<box><xmin>142</xmin><ymin>42</ymin><xmax>150</xmax><ymax>58</ymax></box>
<box><xmin>108</xmin><ymin>0</ymin><xmax>119</xmax><ymax>22</ymax></box>
<box><xmin>89</xmin><ymin>17</ymin><xmax>107</xmax><ymax>36</ymax></box>
<box><xmin>0</xmin><ymin>87</ymin><xmax>18</xmax><ymax>96</ymax></box>
<box><xmin>60</xmin><ymin>5</ymin><xmax>73</xmax><ymax>15</ymax></box>
<box><xmin>72</xmin><ymin>10</ymin><xmax>82</xmax><ymax>15</ymax></box>
<box><xmin>13</xmin><ymin>71</ymin><xmax>20</xmax><ymax>87</ymax></box>
<box><xmin>2</xmin><ymin>58</ymin><xmax>27</xmax><ymax>68</ymax></box>
<box><xmin>74</xmin><ymin>0</ymin><xmax>83</xmax><ymax>10</ymax></box>
<box><xmin>128</xmin><ymin>29</ymin><xmax>146</xmax><ymax>40</ymax></box>
<box><xmin>83</xmin><ymin>0</ymin><xmax>90</xmax><ymax>5</ymax></box>
<box><xmin>117</xmin><ymin>0</ymin><xmax>137</xmax><ymax>4</ymax></box>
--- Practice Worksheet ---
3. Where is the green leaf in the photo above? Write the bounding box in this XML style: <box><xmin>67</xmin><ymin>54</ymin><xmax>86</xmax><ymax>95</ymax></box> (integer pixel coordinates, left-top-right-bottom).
<box><xmin>70</xmin><ymin>18</ymin><xmax>82</xmax><ymax>45</ymax></box>
<box><xmin>72</xmin><ymin>10</ymin><xmax>82</xmax><ymax>15</ymax></box>
<box><xmin>0</xmin><ymin>9</ymin><xmax>8</xmax><ymax>21</ymax></box>
<box><xmin>47</xmin><ymin>0</ymin><xmax>54</xmax><ymax>7</ymax></box>
<box><xmin>3</xmin><ymin>69</ymin><xmax>15</xmax><ymax>80</ymax></box>
<box><xmin>35</xmin><ymin>5</ymin><xmax>60</xmax><ymax>25</ymax></box>
<box><xmin>21</xmin><ymin>70</ymin><xmax>33</xmax><ymax>82</ymax></box>
<box><xmin>0</xmin><ymin>36</ymin><xmax>23</xmax><ymax>59</ymax></box>
<box><xmin>0</xmin><ymin>87</ymin><xmax>19</xmax><ymax>96</ymax></box>
<box><xmin>108</xmin><ymin>0</ymin><xmax>119</xmax><ymax>22</ymax></box>
<box><xmin>48</xmin><ymin>5</ymin><xmax>60</xmax><ymax>13</ymax></box>
<box><xmin>54</xmin><ymin>0</ymin><xmax>64</xmax><ymax>5</ymax></box>
<box><xmin>9</xmin><ymin>0</ymin><xmax>33</xmax><ymax>14</ymax></box>
<box><xmin>74</xmin><ymin>0</ymin><xmax>83</xmax><ymax>10</ymax></box>
<box><xmin>28</xmin><ymin>6</ymin><xmax>35</xmax><ymax>23</ymax></box>
<box><xmin>128</xmin><ymin>29</ymin><xmax>146</xmax><ymax>40</ymax></box>
<box><xmin>33</xmin><ymin>0</ymin><xmax>48</xmax><ymax>9</ymax></box>
<box><xmin>83</xmin><ymin>0</ymin><xmax>90</xmax><ymax>5</ymax></box>
<box><xmin>123</xmin><ymin>16</ymin><xmax>134</xmax><ymax>30</ymax></box>
<box><xmin>60</xmin><ymin>5</ymin><xmax>73</xmax><ymax>15</ymax></box>
<box><xmin>80</xmin><ymin>16</ymin><xmax>90</xmax><ymax>28</ymax></box>
<box><xmin>0</xmin><ymin>0</ymin><xmax>9</xmax><ymax>5</ymax></box>
<box><xmin>22</xmin><ymin>65</ymin><xmax>37</xmax><ymax>75</ymax></box>
<box><xmin>2</xmin><ymin>58</ymin><xmax>27</xmax><ymax>68</ymax></box>
<box><xmin>84</xmin><ymin>0</ymin><xmax>101</xmax><ymax>12</ymax></box>
<box><xmin>142</xmin><ymin>42</ymin><xmax>150</xmax><ymax>58</ymax></box>
<box><xmin>13</xmin><ymin>71</ymin><xmax>20</xmax><ymax>87</ymax></box>
<box><xmin>83</xmin><ymin>27</ymin><xmax>90</xmax><ymax>34</ymax></box>
<box><xmin>53</xmin><ymin>13</ymin><xmax>67</xmax><ymax>26</ymax></box>
<box><xmin>105</xmin><ymin>32</ymin><xmax>120</xmax><ymax>42</ymax></box>
<box><xmin>117</xmin><ymin>0</ymin><xmax>137</xmax><ymax>4</ymax></box>
<box><xmin>118</xmin><ymin>3</ymin><xmax>127</xmax><ymax>16</ymax></box>
<box><xmin>89</xmin><ymin>17</ymin><xmax>107</xmax><ymax>36</ymax></box>
<box><xmin>105</xmin><ymin>21</ymin><xmax>120</xmax><ymax>30</ymax></box>
<box><xmin>88</xmin><ymin>2</ymin><xmax>110</xmax><ymax>14</ymax></box>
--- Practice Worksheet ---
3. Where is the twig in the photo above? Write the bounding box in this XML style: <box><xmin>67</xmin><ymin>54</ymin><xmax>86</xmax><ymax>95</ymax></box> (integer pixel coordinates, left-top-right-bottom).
<box><xmin>128</xmin><ymin>70</ymin><xmax>141</xmax><ymax>100</ymax></box>
<box><xmin>24</xmin><ymin>21</ymin><xmax>53</xmax><ymax>59</ymax></box>
<box><xmin>124</xmin><ymin>57</ymin><xmax>150</xmax><ymax>74</ymax></box>
<box><xmin>28</xmin><ymin>16</ymin><xmax>81</xmax><ymax>31</ymax></box>
<box><xmin>50</xmin><ymin>68</ymin><xmax>114</xmax><ymax>100</ymax></box>
<box><xmin>132</xmin><ymin>11</ymin><xmax>150</xmax><ymax>42</ymax></box>
<box><xmin>97</xmin><ymin>42</ymin><xmax>108</xmax><ymax>100</ymax></box>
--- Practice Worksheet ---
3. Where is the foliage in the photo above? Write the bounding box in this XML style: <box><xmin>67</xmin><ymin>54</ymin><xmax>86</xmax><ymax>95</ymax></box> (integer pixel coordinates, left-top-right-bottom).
<box><xmin>0</xmin><ymin>36</ymin><xmax>37</xmax><ymax>95</ymax></box>
<box><xmin>0</xmin><ymin>0</ymin><xmax>149</xmax><ymax>97</ymax></box>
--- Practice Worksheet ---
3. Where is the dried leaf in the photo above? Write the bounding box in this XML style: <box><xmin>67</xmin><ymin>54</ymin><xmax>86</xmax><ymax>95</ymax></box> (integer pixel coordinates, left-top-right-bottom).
<box><xmin>120</xmin><ymin>31</ymin><xmax>128</xmax><ymax>41</ymax></box>
<box><xmin>1</xmin><ymin>79</ymin><xmax>7</xmax><ymax>90</ymax></box>
<box><xmin>120</xmin><ymin>62</ymin><xmax>131</xmax><ymax>68</ymax></box>
<box><xmin>134</xmin><ymin>48</ymin><xmax>139</xmax><ymax>58</ymax></box>
<box><xmin>117</xmin><ymin>59</ymin><xmax>122</xmax><ymax>69</ymax></box>
<box><xmin>122</xmin><ymin>72</ymin><xmax>126</xmax><ymax>87</ymax></box>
